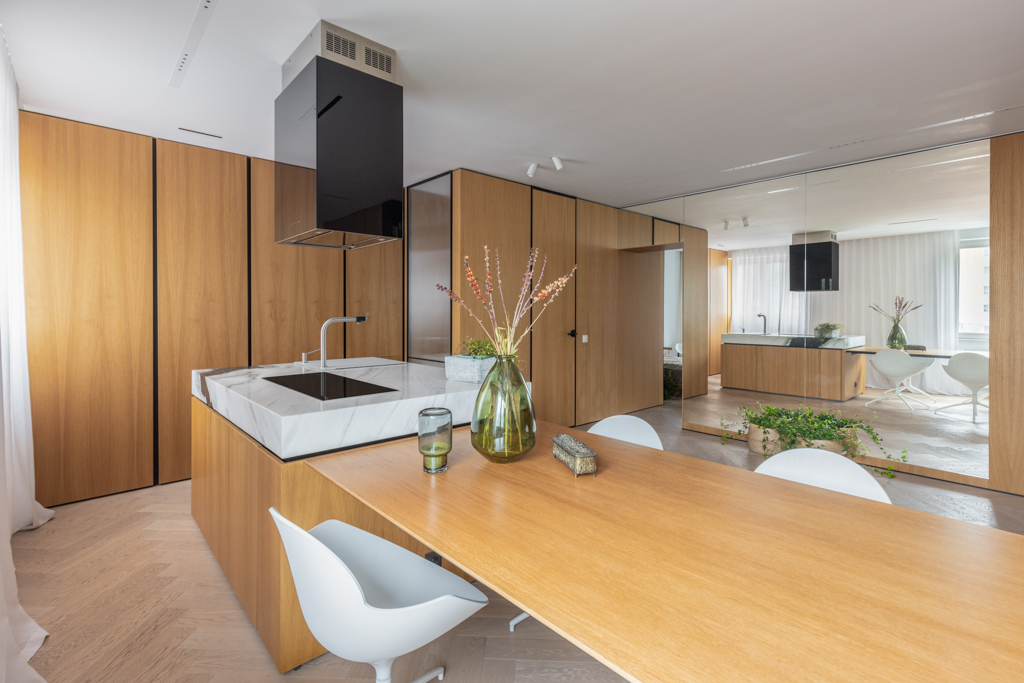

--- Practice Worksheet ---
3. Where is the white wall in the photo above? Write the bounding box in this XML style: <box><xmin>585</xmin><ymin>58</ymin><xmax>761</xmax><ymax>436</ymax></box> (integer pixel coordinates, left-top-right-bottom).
<box><xmin>664</xmin><ymin>249</ymin><xmax>681</xmax><ymax>350</ymax></box>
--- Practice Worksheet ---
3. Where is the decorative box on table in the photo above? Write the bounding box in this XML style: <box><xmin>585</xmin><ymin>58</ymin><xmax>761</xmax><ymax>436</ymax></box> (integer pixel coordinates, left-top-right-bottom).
<box><xmin>552</xmin><ymin>434</ymin><xmax>597</xmax><ymax>477</ymax></box>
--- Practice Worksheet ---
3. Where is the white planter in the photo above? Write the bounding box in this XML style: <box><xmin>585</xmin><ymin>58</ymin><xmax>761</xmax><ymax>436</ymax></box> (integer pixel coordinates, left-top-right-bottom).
<box><xmin>444</xmin><ymin>355</ymin><xmax>496</xmax><ymax>383</ymax></box>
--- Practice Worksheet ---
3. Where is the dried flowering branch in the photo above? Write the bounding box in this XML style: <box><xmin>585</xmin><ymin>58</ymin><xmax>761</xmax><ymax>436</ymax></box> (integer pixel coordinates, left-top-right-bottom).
<box><xmin>437</xmin><ymin>246</ymin><xmax>576</xmax><ymax>357</ymax></box>
<box><xmin>870</xmin><ymin>296</ymin><xmax>923</xmax><ymax>326</ymax></box>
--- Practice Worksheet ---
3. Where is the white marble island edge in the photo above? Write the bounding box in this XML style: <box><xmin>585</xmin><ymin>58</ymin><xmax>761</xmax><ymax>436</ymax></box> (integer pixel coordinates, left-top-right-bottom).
<box><xmin>192</xmin><ymin>358</ymin><xmax>483</xmax><ymax>460</ymax></box>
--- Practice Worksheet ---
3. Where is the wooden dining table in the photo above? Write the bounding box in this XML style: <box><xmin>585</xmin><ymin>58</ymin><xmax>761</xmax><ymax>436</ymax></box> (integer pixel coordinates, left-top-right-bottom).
<box><xmin>307</xmin><ymin>421</ymin><xmax>1024</xmax><ymax>683</ymax></box>
<box><xmin>849</xmin><ymin>346</ymin><xmax>988</xmax><ymax>359</ymax></box>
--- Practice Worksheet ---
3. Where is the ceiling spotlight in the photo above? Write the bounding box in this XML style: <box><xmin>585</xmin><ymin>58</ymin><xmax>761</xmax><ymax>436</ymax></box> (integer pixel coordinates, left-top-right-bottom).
<box><xmin>724</xmin><ymin>220</ymin><xmax>730</xmax><ymax>231</ymax></box>
<box><xmin>743</xmin><ymin>218</ymin><xmax>749</xmax><ymax>227</ymax></box>
<box><xmin>527</xmin><ymin>163</ymin><xmax>538</xmax><ymax>178</ymax></box>
<box><xmin>552</xmin><ymin>156</ymin><xmax>564</xmax><ymax>171</ymax></box>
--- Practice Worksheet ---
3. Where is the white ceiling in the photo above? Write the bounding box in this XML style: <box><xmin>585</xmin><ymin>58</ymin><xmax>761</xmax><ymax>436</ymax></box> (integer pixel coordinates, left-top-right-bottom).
<box><xmin>634</xmin><ymin>140</ymin><xmax>991</xmax><ymax>251</ymax></box>
<box><xmin>3</xmin><ymin>1</ymin><xmax>1024</xmax><ymax>208</ymax></box>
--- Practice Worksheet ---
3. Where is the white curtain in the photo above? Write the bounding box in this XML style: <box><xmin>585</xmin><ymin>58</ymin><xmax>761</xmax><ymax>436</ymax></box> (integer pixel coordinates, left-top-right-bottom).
<box><xmin>808</xmin><ymin>231</ymin><xmax>961</xmax><ymax>395</ymax></box>
<box><xmin>730</xmin><ymin>245</ymin><xmax>808</xmax><ymax>336</ymax></box>
<box><xmin>1</xmin><ymin>28</ymin><xmax>52</xmax><ymax>682</ymax></box>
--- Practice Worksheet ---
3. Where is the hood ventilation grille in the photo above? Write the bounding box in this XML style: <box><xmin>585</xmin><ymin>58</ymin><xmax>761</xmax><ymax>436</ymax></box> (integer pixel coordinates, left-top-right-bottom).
<box><xmin>365</xmin><ymin>47</ymin><xmax>392</xmax><ymax>74</ymax></box>
<box><xmin>326</xmin><ymin>31</ymin><xmax>356</xmax><ymax>60</ymax></box>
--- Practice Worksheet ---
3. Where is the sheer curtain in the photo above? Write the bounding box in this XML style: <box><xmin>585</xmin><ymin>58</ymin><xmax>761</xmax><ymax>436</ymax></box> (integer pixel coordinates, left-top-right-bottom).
<box><xmin>808</xmin><ymin>231</ymin><xmax>961</xmax><ymax>394</ymax></box>
<box><xmin>730</xmin><ymin>245</ymin><xmax>808</xmax><ymax>336</ymax></box>
<box><xmin>1</xmin><ymin>28</ymin><xmax>52</xmax><ymax>682</ymax></box>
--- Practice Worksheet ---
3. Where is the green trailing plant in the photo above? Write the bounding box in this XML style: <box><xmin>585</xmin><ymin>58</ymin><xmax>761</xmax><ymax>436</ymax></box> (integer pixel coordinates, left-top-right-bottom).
<box><xmin>813</xmin><ymin>322</ymin><xmax>845</xmax><ymax>343</ymax></box>
<box><xmin>720</xmin><ymin>403</ymin><xmax>908</xmax><ymax>478</ymax></box>
<box><xmin>456</xmin><ymin>337</ymin><xmax>497</xmax><ymax>358</ymax></box>
<box><xmin>663</xmin><ymin>368</ymin><xmax>682</xmax><ymax>400</ymax></box>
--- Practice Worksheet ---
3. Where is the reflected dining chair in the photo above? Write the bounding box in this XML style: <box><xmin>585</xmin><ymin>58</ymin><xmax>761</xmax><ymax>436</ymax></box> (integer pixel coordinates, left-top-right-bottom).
<box><xmin>510</xmin><ymin>414</ymin><xmax>665</xmax><ymax>633</ymax></box>
<box><xmin>755</xmin><ymin>448</ymin><xmax>892</xmax><ymax>504</ymax></box>
<box><xmin>934</xmin><ymin>352</ymin><xmax>989</xmax><ymax>423</ymax></box>
<box><xmin>865</xmin><ymin>348</ymin><xmax>935</xmax><ymax>414</ymax></box>
<box><xmin>270</xmin><ymin>508</ymin><xmax>488</xmax><ymax>683</ymax></box>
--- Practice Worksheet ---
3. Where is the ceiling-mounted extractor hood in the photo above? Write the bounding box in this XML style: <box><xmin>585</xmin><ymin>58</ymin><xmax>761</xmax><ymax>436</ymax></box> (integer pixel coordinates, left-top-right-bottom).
<box><xmin>790</xmin><ymin>231</ymin><xmax>839</xmax><ymax>291</ymax></box>
<box><xmin>274</xmin><ymin>22</ymin><xmax>402</xmax><ymax>250</ymax></box>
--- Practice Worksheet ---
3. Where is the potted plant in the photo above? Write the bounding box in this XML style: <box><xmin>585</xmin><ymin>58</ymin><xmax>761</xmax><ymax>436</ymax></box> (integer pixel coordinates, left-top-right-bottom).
<box><xmin>721</xmin><ymin>404</ymin><xmax>907</xmax><ymax>477</ymax></box>
<box><xmin>444</xmin><ymin>337</ymin><xmax>498</xmax><ymax>383</ymax></box>
<box><xmin>870</xmin><ymin>296</ymin><xmax>922</xmax><ymax>349</ymax></box>
<box><xmin>813</xmin><ymin>322</ymin><xmax>844</xmax><ymax>344</ymax></box>
<box><xmin>438</xmin><ymin>247</ymin><xmax>576</xmax><ymax>464</ymax></box>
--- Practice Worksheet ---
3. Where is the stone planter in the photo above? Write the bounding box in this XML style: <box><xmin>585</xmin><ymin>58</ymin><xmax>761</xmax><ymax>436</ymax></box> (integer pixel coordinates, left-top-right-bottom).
<box><xmin>444</xmin><ymin>355</ymin><xmax>496</xmax><ymax>383</ymax></box>
<box><xmin>746</xmin><ymin>424</ymin><xmax>851</xmax><ymax>457</ymax></box>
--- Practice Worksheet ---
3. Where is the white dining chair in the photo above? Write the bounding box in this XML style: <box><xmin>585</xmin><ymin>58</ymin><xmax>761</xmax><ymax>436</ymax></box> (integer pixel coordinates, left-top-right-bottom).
<box><xmin>510</xmin><ymin>414</ymin><xmax>665</xmax><ymax>633</ymax></box>
<box><xmin>934</xmin><ymin>352</ymin><xmax>989</xmax><ymax>423</ymax></box>
<box><xmin>270</xmin><ymin>508</ymin><xmax>488</xmax><ymax>683</ymax></box>
<box><xmin>675</xmin><ymin>342</ymin><xmax>683</xmax><ymax>357</ymax></box>
<box><xmin>755</xmin><ymin>448</ymin><xmax>892</xmax><ymax>504</ymax></box>
<box><xmin>587</xmin><ymin>415</ymin><xmax>664</xmax><ymax>450</ymax></box>
<box><xmin>865</xmin><ymin>348</ymin><xmax>935</xmax><ymax>413</ymax></box>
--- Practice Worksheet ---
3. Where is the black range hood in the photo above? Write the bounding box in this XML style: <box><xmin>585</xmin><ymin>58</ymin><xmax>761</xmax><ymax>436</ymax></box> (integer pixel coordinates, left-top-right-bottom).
<box><xmin>790</xmin><ymin>232</ymin><xmax>839</xmax><ymax>291</ymax></box>
<box><xmin>274</xmin><ymin>54</ymin><xmax>403</xmax><ymax>249</ymax></box>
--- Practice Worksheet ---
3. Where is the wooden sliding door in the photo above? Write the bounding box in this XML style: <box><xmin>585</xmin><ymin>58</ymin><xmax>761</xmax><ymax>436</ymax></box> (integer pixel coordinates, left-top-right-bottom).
<box><xmin>708</xmin><ymin>247</ymin><xmax>729</xmax><ymax>376</ymax></box>
<box><xmin>250</xmin><ymin>159</ymin><xmax>346</xmax><ymax>365</ymax></box>
<box><xmin>531</xmin><ymin>189</ymin><xmax>576</xmax><ymax>426</ymax></box>
<box><xmin>682</xmin><ymin>225</ymin><xmax>709</xmax><ymax>398</ymax></box>
<box><xmin>157</xmin><ymin>140</ymin><xmax>247</xmax><ymax>483</ymax></box>
<box><xmin>20</xmin><ymin>112</ymin><xmax>154</xmax><ymax>506</ymax></box>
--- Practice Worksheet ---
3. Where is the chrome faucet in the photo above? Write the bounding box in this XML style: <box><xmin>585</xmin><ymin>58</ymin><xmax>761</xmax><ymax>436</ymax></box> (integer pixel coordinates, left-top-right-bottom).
<box><xmin>757</xmin><ymin>313</ymin><xmax>767</xmax><ymax>335</ymax></box>
<box><xmin>302</xmin><ymin>315</ymin><xmax>368</xmax><ymax>369</ymax></box>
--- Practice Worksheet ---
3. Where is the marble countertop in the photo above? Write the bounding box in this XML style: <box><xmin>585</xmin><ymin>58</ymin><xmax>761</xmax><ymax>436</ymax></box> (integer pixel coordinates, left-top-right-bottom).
<box><xmin>192</xmin><ymin>358</ymin><xmax>481</xmax><ymax>460</ymax></box>
<box><xmin>721</xmin><ymin>333</ymin><xmax>866</xmax><ymax>349</ymax></box>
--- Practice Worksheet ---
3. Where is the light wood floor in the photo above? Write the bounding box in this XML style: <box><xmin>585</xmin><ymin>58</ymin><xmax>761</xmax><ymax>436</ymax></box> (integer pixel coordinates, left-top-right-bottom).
<box><xmin>13</xmin><ymin>481</ymin><xmax>627</xmax><ymax>683</ymax></box>
<box><xmin>682</xmin><ymin>375</ymin><xmax>988</xmax><ymax>479</ymax></box>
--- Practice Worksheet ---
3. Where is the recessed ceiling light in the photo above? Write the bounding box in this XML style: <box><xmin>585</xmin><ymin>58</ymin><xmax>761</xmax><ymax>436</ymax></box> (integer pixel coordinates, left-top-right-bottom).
<box><xmin>742</xmin><ymin>218</ymin><xmax>749</xmax><ymax>227</ymax></box>
<box><xmin>767</xmin><ymin>187</ymin><xmax>800</xmax><ymax>194</ymax></box>
<box><xmin>168</xmin><ymin>0</ymin><xmax>219</xmax><ymax>88</ymax></box>
<box><xmin>887</xmin><ymin>218</ymin><xmax>937</xmax><ymax>225</ymax></box>
<box><xmin>179</xmin><ymin>127</ymin><xmax>222</xmax><ymax>139</ymax></box>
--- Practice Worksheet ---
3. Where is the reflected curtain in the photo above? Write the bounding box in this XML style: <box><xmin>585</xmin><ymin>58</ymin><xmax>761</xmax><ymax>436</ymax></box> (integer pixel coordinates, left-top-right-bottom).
<box><xmin>729</xmin><ymin>245</ymin><xmax>808</xmax><ymax>336</ymax></box>
<box><xmin>1</xmin><ymin>29</ymin><xmax>53</xmax><ymax>682</ymax></box>
<box><xmin>808</xmin><ymin>230</ymin><xmax>961</xmax><ymax>395</ymax></box>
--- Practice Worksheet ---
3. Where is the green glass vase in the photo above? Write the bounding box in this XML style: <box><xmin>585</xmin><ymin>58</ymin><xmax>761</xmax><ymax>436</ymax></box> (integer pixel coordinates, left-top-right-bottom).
<box><xmin>886</xmin><ymin>323</ymin><xmax>908</xmax><ymax>349</ymax></box>
<box><xmin>470</xmin><ymin>355</ymin><xmax>536</xmax><ymax>464</ymax></box>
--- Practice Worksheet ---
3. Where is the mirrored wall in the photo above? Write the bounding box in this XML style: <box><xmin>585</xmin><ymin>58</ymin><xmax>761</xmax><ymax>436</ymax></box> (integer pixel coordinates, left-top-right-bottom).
<box><xmin>639</xmin><ymin>141</ymin><xmax>991</xmax><ymax>480</ymax></box>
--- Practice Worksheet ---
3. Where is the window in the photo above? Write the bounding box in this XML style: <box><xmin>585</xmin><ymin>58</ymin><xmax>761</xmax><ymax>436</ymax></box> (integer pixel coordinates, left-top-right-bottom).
<box><xmin>984</xmin><ymin>304</ymin><xmax>990</xmax><ymax>312</ymax></box>
<box><xmin>983</xmin><ymin>285</ymin><xmax>990</xmax><ymax>295</ymax></box>
<box><xmin>959</xmin><ymin>239</ymin><xmax>990</xmax><ymax>335</ymax></box>
<box><xmin>985</xmin><ymin>266</ymin><xmax>990</xmax><ymax>274</ymax></box>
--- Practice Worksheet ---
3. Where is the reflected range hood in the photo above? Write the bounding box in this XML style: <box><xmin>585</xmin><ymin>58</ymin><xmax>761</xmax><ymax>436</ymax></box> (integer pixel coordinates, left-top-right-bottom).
<box><xmin>274</xmin><ymin>22</ymin><xmax>403</xmax><ymax>250</ymax></box>
<box><xmin>790</xmin><ymin>231</ymin><xmax>839</xmax><ymax>291</ymax></box>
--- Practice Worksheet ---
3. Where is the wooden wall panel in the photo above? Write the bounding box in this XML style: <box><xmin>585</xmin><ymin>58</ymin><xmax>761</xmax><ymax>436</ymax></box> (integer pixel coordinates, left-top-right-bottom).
<box><xmin>531</xmin><ymin>190</ymin><xmax>576</xmax><ymax>426</ymax></box>
<box><xmin>990</xmin><ymin>132</ymin><xmax>1024</xmax><ymax>494</ymax></box>
<box><xmin>250</xmin><ymin>159</ymin><xmax>346</xmax><ymax>366</ymax></box>
<box><xmin>20</xmin><ymin>112</ymin><xmax>154</xmax><ymax>506</ymax></box>
<box><xmin>617</xmin><ymin>211</ymin><xmax>653</xmax><ymax>249</ymax></box>
<box><xmin>708</xmin><ymin>248</ymin><xmax>729</xmax><ymax>376</ymax></box>
<box><xmin>157</xmin><ymin>140</ymin><xmax>248</xmax><ymax>483</ymax></box>
<box><xmin>654</xmin><ymin>219</ymin><xmax>681</xmax><ymax>246</ymax></box>
<box><xmin>681</xmin><ymin>225</ymin><xmax>709</xmax><ymax>399</ymax></box>
<box><xmin>346</xmin><ymin>235</ymin><xmax>404</xmax><ymax>360</ymax></box>
<box><xmin>451</xmin><ymin>170</ymin><xmax>532</xmax><ymax>378</ymax></box>
<box><xmin>618</xmin><ymin>247</ymin><xmax>664</xmax><ymax>414</ymax></box>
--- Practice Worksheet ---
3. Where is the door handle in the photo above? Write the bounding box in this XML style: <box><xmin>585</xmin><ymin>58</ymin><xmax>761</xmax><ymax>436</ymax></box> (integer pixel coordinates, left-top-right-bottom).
<box><xmin>568</xmin><ymin>330</ymin><xmax>577</xmax><ymax>337</ymax></box>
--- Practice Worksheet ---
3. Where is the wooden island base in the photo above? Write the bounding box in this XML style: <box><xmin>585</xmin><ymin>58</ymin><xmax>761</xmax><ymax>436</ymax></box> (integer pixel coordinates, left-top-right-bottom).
<box><xmin>190</xmin><ymin>398</ymin><xmax>469</xmax><ymax>673</ymax></box>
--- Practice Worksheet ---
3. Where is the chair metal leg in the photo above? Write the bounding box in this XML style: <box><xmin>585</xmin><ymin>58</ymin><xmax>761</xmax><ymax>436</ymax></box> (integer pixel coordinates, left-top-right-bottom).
<box><xmin>864</xmin><ymin>394</ymin><xmax>891</xmax><ymax>408</ymax></box>
<box><xmin>510</xmin><ymin>611</ymin><xmax>530</xmax><ymax>632</ymax></box>
<box><xmin>410</xmin><ymin>667</ymin><xmax>445</xmax><ymax>683</ymax></box>
<box><xmin>904</xmin><ymin>383</ymin><xmax>936</xmax><ymax>403</ymax></box>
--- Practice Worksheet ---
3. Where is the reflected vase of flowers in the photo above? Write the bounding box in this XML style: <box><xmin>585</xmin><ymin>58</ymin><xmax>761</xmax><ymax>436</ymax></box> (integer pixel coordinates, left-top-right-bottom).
<box><xmin>871</xmin><ymin>296</ymin><xmax>921</xmax><ymax>350</ymax></box>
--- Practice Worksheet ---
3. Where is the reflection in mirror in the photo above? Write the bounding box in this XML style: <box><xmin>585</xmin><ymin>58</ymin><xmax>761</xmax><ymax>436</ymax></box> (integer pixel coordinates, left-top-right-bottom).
<box><xmin>641</xmin><ymin>140</ymin><xmax>989</xmax><ymax>482</ymax></box>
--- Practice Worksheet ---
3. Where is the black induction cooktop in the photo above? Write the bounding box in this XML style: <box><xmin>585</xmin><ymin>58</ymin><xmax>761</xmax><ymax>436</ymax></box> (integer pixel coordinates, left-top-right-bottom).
<box><xmin>265</xmin><ymin>372</ymin><xmax>398</xmax><ymax>401</ymax></box>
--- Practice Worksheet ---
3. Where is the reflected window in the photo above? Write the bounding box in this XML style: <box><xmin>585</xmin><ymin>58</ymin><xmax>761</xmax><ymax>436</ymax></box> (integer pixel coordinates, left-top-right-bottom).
<box><xmin>958</xmin><ymin>232</ymin><xmax>990</xmax><ymax>340</ymax></box>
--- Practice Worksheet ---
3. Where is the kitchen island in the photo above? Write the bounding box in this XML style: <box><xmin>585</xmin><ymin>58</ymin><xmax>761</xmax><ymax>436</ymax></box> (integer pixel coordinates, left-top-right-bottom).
<box><xmin>720</xmin><ymin>335</ymin><xmax>867</xmax><ymax>400</ymax></box>
<box><xmin>190</xmin><ymin>359</ymin><xmax>482</xmax><ymax>672</ymax></box>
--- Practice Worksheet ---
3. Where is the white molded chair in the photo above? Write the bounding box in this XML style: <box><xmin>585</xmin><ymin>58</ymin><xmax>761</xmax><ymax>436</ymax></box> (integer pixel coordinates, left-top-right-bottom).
<box><xmin>587</xmin><ymin>415</ymin><xmax>664</xmax><ymax>450</ymax></box>
<box><xmin>510</xmin><ymin>414</ymin><xmax>665</xmax><ymax>633</ymax></box>
<box><xmin>270</xmin><ymin>508</ymin><xmax>488</xmax><ymax>683</ymax></box>
<box><xmin>934</xmin><ymin>352</ymin><xmax>989</xmax><ymax>423</ymax></box>
<box><xmin>675</xmin><ymin>342</ymin><xmax>683</xmax><ymax>357</ymax></box>
<box><xmin>755</xmin><ymin>448</ymin><xmax>892</xmax><ymax>504</ymax></box>
<box><xmin>865</xmin><ymin>348</ymin><xmax>935</xmax><ymax>413</ymax></box>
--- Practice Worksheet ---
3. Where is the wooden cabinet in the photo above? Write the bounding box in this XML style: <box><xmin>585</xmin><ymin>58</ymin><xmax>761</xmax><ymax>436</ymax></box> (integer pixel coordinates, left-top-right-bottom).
<box><xmin>577</xmin><ymin>200</ymin><xmax>663</xmax><ymax>424</ymax></box>
<box><xmin>617</xmin><ymin>211</ymin><xmax>653</xmax><ymax>249</ymax></box>
<box><xmin>346</xmin><ymin>234</ymin><xmax>404</xmax><ymax>360</ymax></box>
<box><xmin>250</xmin><ymin>159</ymin><xmax>346</xmax><ymax>365</ymax></box>
<box><xmin>451</xmin><ymin>170</ymin><xmax>533</xmax><ymax>378</ymax></box>
<box><xmin>20</xmin><ymin>113</ymin><xmax>155</xmax><ymax>506</ymax></box>
<box><xmin>157</xmin><ymin>140</ymin><xmax>248</xmax><ymax>483</ymax></box>
<box><xmin>721</xmin><ymin>345</ymin><xmax>865</xmax><ymax>400</ymax></box>
<box><xmin>531</xmin><ymin>189</ymin><xmax>576</xmax><ymax>426</ymax></box>
<box><xmin>654</xmin><ymin>219</ymin><xmax>681</xmax><ymax>246</ymax></box>
<box><xmin>682</xmin><ymin>225</ymin><xmax>709</xmax><ymax>399</ymax></box>
<box><xmin>708</xmin><ymin>248</ymin><xmax>729</xmax><ymax>376</ymax></box>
